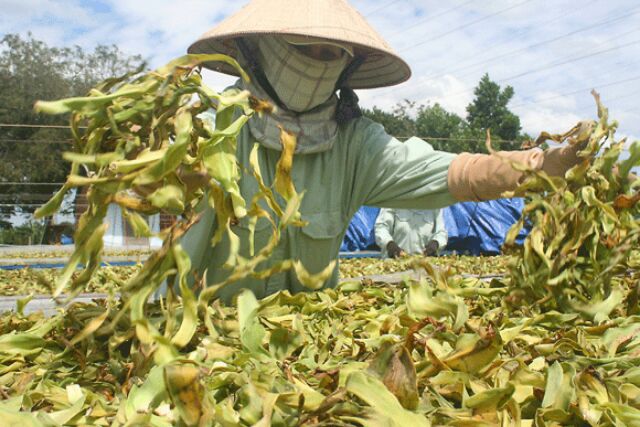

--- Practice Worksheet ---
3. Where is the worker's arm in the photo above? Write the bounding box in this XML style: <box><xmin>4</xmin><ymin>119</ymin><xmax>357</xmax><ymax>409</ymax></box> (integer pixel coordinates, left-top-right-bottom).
<box><xmin>350</xmin><ymin>118</ymin><xmax>584</xmax><ymax>212</ymax></box>
<box><xmin>352</xmin><ymin>121</ymin><xmax>457</xmax><ymax>211</ymax></box>
<box><xmin>374</xmin><ymin>208</ymin><xmax>395</xmax><ymax>253</ymax></box>
<box><xmin>447</xmin><ymin>144</ymin><xmax>583</xmax><ymax>202</ymax></box>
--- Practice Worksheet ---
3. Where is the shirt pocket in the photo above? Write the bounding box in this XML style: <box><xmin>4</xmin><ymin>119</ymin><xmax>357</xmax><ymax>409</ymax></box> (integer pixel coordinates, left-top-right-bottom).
<box><xmin>297</xmin><ymin>211</ymin><xmax>344</xmax><ymax>275</ymax></box>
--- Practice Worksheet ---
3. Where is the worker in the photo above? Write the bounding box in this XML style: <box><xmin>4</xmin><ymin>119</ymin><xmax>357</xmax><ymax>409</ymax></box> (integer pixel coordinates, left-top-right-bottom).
<box><xmin>182</xmin><ymin>0</ymin><xmax>586</xmax><ymax>302</ymax></box>
<box><xmin>375</xmin><ymin>208</ymin><xmax>448</xmax><ymax>258</ymax></box>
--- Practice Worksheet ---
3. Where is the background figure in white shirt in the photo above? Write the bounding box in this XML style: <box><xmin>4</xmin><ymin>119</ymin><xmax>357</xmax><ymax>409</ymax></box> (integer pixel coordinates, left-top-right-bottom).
<box><xmin>374</xmin><ymin>208</ymin><xmax>448</xmax><ymax>258</ymax></box>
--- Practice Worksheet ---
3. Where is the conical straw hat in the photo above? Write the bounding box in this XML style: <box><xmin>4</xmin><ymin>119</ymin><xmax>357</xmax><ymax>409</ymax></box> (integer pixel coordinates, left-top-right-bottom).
<box><xmin>187</xmin><ymin>0</ymin><xmax>411</xmax><ymax>89</ymax></box>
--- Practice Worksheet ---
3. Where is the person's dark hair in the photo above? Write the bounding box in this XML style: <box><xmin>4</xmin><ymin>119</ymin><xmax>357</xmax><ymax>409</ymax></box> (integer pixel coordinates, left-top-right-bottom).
<box><xmin>335</xmin><ymin>54</ymin><xmax>366</xmax><ymax>125</ymax></box>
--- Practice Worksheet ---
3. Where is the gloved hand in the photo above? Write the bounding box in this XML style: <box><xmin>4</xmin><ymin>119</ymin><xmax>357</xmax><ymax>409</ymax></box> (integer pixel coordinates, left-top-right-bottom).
<box><xmin>448</xmin><ymin>122</ymin><xmax>593</xmax><ymax>202</ymax></box>
<box><xmin>448</xmin><ymin>143</ymin><xmax>585</xmax><ymax>202</ymax></box>
<box><xmin>386</xmin><ymin>241</ymin><xmax>405</xmax><ymax>259</ymax></box>
<box><xmin>423</xmin><ymin>240</ymin><xmax>439</xmax><ymax>256</ymax></box>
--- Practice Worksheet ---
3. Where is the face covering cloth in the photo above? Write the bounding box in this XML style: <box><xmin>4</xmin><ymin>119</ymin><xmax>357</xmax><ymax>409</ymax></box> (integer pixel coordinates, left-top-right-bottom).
<box><xmin>257</xmin><ymin>35</ymin><xmax>349</xmax><ymax>113</ymax></box>
<box><xmin>240</xmin><ymin>36</ymin><xmax>350</xmax><ymax>154</ymax></box>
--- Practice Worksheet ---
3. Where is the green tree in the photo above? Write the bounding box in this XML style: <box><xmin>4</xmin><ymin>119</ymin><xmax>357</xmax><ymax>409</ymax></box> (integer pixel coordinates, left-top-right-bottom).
<box><xmin>363</xmin><ymin>76</ymin><xmax>530</xmax><ymax>154</ymax></box>
<box><xmin>362</xmin><ymin>100</ymin><xmax>417</xmax><ymax>138</ymax></box>
<box><xmin>0</xmin><ymin>33</ymin><xmax>144</xmax><ymax>218</ymax></box>
<box><xmin>466</xmin><ymin>73</ymin><xmax>521</xmax><ymax>146</ymax></box>
<box><xmin>415</xmin><ymin>103</ymin><xmax>468</xmax><ymax>152</ymax></box>
<box><xmin>416</xmin><ymin>103</ymin><xmax>463</xmax><ymax>138</ymax></box>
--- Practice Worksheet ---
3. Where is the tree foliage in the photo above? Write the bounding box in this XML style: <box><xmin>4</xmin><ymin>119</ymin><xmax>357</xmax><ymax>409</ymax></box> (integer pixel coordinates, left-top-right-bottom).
<box><xmin>466</xmin><ymin>73</ymin><xmax>521</xmax><ymax>144</ymax></box>
<box><xmin>362</xmin><ymin>101</ymin><xmax>417</xmax><ymax>137</ymax></box>
<box><xmin>0</xmin><ymin>33</ymin><xmax>144</xmax><ymax>216</ymax></box>
<box><xmin>415</xmin><ymin>103</ymin><xmax>463</xmax><ymax>139</ymax></box>
<box><xmin>364</xmin><ymin>74</ymin><xmax>529</xmax><ymax>154</ymax></box>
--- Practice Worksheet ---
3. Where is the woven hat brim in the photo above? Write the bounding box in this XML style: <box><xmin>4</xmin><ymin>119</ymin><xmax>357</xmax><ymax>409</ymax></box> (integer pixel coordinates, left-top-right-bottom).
<box><xmin>187</xmin><ymin>0</ymin><xmax>412</xmax><ymax>89</ymax></box>
<box><xmin>189</xmin><ymin>32</ymin><xmax>411</xmax><ymax>89</ymax></box>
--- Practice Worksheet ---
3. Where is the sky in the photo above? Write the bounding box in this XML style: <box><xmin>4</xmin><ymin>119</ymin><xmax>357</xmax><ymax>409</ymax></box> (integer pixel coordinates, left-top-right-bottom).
<box><xmin>1</xmin><ymin>0</ymin><xmax>639</xmax><ymax>141</ymax></box>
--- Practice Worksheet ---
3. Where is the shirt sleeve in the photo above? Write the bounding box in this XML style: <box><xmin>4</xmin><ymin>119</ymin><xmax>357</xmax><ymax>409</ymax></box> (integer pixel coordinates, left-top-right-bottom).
<box><xmin>431</xmin><ymin>209</ymin><xmax>448</xmax><ymax>248</ymax></box>
<box><xmin>351</xmin><ymin>120</ymin><xmax>458</xmax><ymax>211</ymax></box>
<box><xmin>374</xmin><ymin>208</ymin><xmax>395</xmax><ymax>250</ymax></box>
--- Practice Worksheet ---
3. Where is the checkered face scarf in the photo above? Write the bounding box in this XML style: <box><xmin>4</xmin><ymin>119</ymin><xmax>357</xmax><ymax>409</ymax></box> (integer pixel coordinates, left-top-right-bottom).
<box><xmin>242</xmin><ymin>36</ymin><xmax>349</xmax><ymax>154</ymax></box>
<box><xmin>258</xmin><ymin>36</ymin><xmax>349</xmax><ymax>113</ymax></box>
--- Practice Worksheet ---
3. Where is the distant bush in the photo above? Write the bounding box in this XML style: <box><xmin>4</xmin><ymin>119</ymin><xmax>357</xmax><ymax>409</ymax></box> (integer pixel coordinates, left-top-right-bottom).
<box><xmin>0</xmin><ymin>221</ymin><xmax>46</xmax><ymax>245</ymax></box>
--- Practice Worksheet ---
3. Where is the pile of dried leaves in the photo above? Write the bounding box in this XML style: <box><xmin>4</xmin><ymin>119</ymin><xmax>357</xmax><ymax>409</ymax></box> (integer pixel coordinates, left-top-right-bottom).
<box><xmin>0</xmin><ymin>256</ymin><xmax>510</xmax><ymax>297</ymax></box>
<box><xmin>2</xmin><ymin>263</ymin><xmax>640</xmax><ymax>425</ymax></box>
<box><xmin>0</xmin><ymin>249</ymin><xmax>151</xmax><ymax>260</ymax></box>
<box><xmin>503</xmin><ymin>93</ymin><xmax>640</xmax><ymax>320</ymax></box>
<box><xmin>339</xmin><ymin>255</ymin><xmax>511</xmax><ymax>279</ymax></box>
<box><xmin>0</xmin><ymin>266</ymin><xmax>139</xmax><ymax>296</ymax></box>
<box><xmin>0</xmin><ymin>53</ymin><xmax>639</xmax><ymax>425</ymax></box>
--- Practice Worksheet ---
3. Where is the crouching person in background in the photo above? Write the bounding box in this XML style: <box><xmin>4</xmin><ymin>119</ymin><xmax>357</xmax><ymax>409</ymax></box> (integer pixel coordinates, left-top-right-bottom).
<box><xmin>375</xmin><ymin>208</ymin><xmax>448</xmax><ymax>258</ymax></box>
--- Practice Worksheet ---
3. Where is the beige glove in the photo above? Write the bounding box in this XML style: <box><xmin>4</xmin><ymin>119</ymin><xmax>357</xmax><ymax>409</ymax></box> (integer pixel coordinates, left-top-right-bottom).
<box><xmin>447</xmin><ymin>144</ymin><xmax>582</xmax><ymax>202</ymax></box>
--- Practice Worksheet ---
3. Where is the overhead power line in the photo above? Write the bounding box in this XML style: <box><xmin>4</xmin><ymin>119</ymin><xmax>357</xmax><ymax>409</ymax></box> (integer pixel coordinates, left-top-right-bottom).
<box><xmin>509</xmin><ymin>75</ymin><xmax>640</xmax><ymax>109</ymax></box>
<box><xmin>414</xmin><ymin>8</ymin><xmax>640</xmax><ymax>84</ymax></box>
<box><xmin>0</xmin><ymin>135</ymin><xmax>510</xmax><ymax>145</ymax></box>
<box><xmin>414</xmin><ymin>38</ymin><xmax>640</xmax><ymax>102</ymax></box>
<box><xmin>407</xmin><ymin>0</ymin><xmax>600</xmax><ymax>71</ymax></box>
<box><xmin>0</xmin><ymin>204</ymin><xmax>84</xmax><ymax>210</ymax></box>
<box><xmin>394</xmin><ymin>136</ymin><xmax>520</xmax><ymax>144</ymax></box>
<box><xmin>380</xmin><ymin>20</ymin><xmax>640</xmax><ymax>101</ymax></box>
<box><xmin>386</xmin><ymin>0</ymin><xmax>475</xmax><ymax>38</ymax></box>
<box><xmin>570</xmin><ymin>88</ymin><xmax>640</xmax><ymax>115</ymax></box>
<box><xmin>0</xmin><ymin>182</ymin><xmax>66</xmax><ymax>186</ymax></box>
<box><xmin>364</xmin><ymin>0</ymin><xmax>403</xmax><ymax>17</ymax></box>
<box><xmin>3</xmin><ymin>204</ymin><xmax>99</xmax><ymax>207</ymax></box>
<box><xmin>0</xmin><ymin>124</ymin><xmax>75</xmax><ymax>129</ymax></box>
<box><xmin>499</xmin><ymin>39</ymin><xmax>640</xmax><ymax>84</ymax></box>
<box><xmin>0</xmin><ymin>139</ymin><xmax>72</xmax><ymax>144</ymax></box>
<box><xmin>597</xmin><ymin>88</ymin><xmax>640</xmax><ymax>106</ymax></box>
<box><xmin>399</xmin><ymin>0</ymin><xmax>536</xmax><ymax>53</ymax></box>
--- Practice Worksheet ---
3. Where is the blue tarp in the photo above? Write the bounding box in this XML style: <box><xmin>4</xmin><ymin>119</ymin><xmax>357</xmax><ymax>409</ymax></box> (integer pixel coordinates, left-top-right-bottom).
<box><xmin>341</xmin><ymin>199</ymin><xmax>529</xmax><ymax>255</ymax></box>
<box><xmin>340</xmin><ymin>206</ymin><xmax>380</xmax><ymax>251</ymax></box>
<box><xmin>443</xmin><ymin>199</ymin><xmax>529</xmax><ymax>255</ymax></box>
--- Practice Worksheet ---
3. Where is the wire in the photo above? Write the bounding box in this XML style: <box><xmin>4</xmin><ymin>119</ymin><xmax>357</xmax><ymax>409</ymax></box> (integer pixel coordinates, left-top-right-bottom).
<box><xmin>599</xmin><ymin>88</ymin><xmax>640</xmax><ymax>106</ymax></box>
<box><xmin>365</xmin><ymin>0</ymin><xmax>403</xmax><ymax>17</ymax></box>
<box><xmin>398</xmin><ymin>0</ymin><xmax>536</xmax><ymax>53</ymax></box>
<box><xmin>570</xmin><ymin>88</ymin><xmax>640</xmax><ymax>115</ymax></box>
<box><xmin>509</xmin><ymin>75</ymin><xmax>640</xmax><ymax>109</ymax></box>
<box><xmin>0</xmin><ymin>124</ymin><xmax>75</xmax><ymax>129</ymax></box>
<box><xmin>386</xmin><ymin>0</ymin><xmax>476</xmax><ymax>38</ymax></box>
<box><xmin>413</xmin><ymin>8</ymin><xmax>640</xmax><ymax>84</ymax></box>
<box><xmin>379</xmin><ymin>23</ymin><xmax>640</xmax><ymax>101</ymax></box>
<box><xmin>0</xmin><ymin>182</ymin><xmax>66</xmax><ymax>186</ymax></box>
<box><xmin>0</xmin><ymin>204</ymin><xmax>87</xmax><ymax>208</ymax></box>
<box><xmin>0</xmin><ymin>129</ymin><xmax>505</xmax><ymax>144</ymax></box>
<box><xmin>0</xmin><ymin>204</ymin><xmax>48</xmax><ymax>207</ymax></box>
<box><xmin>394</xmin><ymin>136</ymin><xmax>521</xmax><ymax>144</ymax></box>
<box><xmin>417</xmin><ymin>38</ymin><xmax>640</xmax><ymax>102</ymax></box>
<box><xmin>0</xmin><ymin>134</ymin><xmax>508</xmax><ymax>145</ymax></box>
<box><xmin>499</xmin><ymin>39</ymin><xmax>640</xmax><ymax>84</ymax></box>
<box><xmin>0</xmin><ymin>139</ymin><xmax>72</xmax><ymax>144</ymax></box>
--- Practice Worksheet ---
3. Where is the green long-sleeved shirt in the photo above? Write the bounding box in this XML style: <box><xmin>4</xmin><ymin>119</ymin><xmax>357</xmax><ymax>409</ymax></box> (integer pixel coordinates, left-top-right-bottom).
<box><xmin>182</xmin><ymin>116</ymin><xmax>457</xmax><ymax>301</ymax></box>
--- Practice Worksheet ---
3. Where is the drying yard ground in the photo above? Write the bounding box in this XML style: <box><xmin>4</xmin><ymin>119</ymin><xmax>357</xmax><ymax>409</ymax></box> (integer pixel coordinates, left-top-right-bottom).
<box><xmin>0</xmin><ymin>255</ymin><xmax>510</xmax><ymax>296</ymax></box>
<box><xmin>0</xmin><ymin>253</ymin><xmax>638</xmax><ymax>425</ymax></box>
